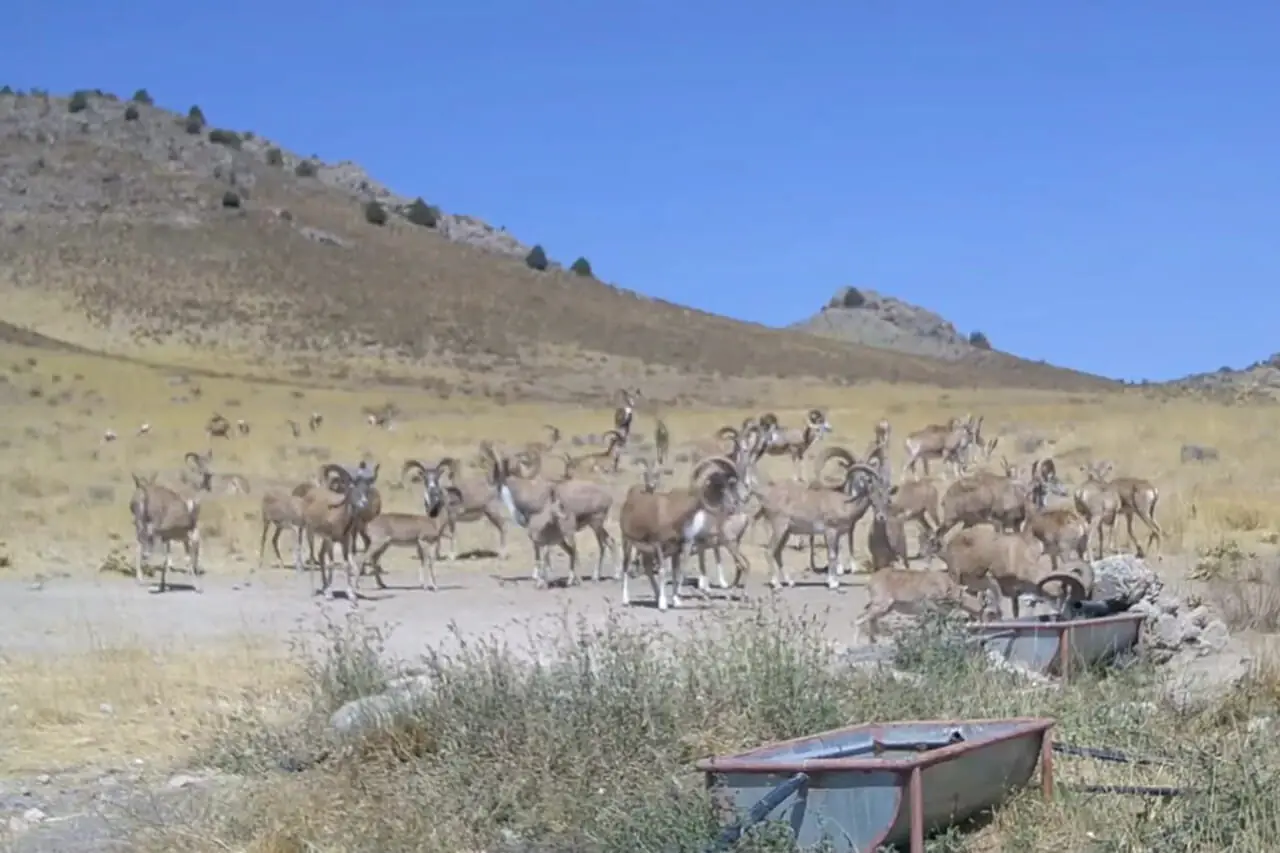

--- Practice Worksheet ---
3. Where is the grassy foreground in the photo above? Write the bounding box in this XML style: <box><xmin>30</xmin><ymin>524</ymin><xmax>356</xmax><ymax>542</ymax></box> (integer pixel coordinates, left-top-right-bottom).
<box><xmin>124</xmin><ymin>606</ymin><xmax>1280</xmax><ymax>853</ymax></box>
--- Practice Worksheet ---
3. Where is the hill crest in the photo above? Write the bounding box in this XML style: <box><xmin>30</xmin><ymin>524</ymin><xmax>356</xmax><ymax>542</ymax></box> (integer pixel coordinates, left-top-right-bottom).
<box><xmin>0</xmin><ymin>87</ymin><xmax>1116</xmax><ymax>402</ymax></box>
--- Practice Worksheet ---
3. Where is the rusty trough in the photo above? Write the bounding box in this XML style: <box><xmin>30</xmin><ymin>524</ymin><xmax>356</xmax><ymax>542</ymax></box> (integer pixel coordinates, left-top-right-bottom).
<box><xmin>969</xmin><ymin>608</ymin><xmax>1146</xmax><ymax>679</ymax></box>
<box><xmin>697</xmin><ymin>717</ymin><xmax>1055</xmax><ymax>852</ymax></box>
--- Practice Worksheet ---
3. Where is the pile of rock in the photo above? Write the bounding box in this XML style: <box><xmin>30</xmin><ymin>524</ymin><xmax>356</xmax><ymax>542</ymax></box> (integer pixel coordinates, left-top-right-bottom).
<box><xmin>1092</xmin><ymin>554</ymin><xmax>1254</xmax><ymax>712</ymax></box>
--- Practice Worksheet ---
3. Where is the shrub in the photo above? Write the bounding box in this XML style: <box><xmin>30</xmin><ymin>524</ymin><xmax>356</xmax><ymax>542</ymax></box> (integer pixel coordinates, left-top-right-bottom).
<box><xmin>294</xmin><ymin>160</ymin><xmax>318</xmax><ymax>178</ymax></box>
<box><xmin>364</xmin><ymin>201</ymin><xmax>388</xmax><ymax>226</ymax></box>
<box><xmin>183</xmin><ymin>117</ymin><xmax>202</xmax><ymax>135</ymax></box>
<box><xmin>404</xmin><ymin>197</ymin><xmax>439</xmax><ymax>228</ymax></box>
<box><xmin>525</xmin><ymin>244</ymin><xmax>549</xmax><ymax>272</ymax></box>
<box><xmin>968</xmin><ymin>330</ymin><xmax>992</xmax><ymax>350</ymax></box>
<box><xmin>175</xmin><ymin>605</ymin><xmax>1280</xmax><ymax>853</ymax></box>
<box><xmin>67</xmin><ymin>90</ymin><xmax>90</xmax><ymax>113</ymax></box>
<box><xmin>569</xmin><ymin>256</ymin><xmax>593</xmax><ymax>277</ymax></box>
<box><xmin>187</xmin><ymin>104</ymin><xmax>206</xmax><ymax>125</ymax></box>
<box><xmin>131</xmin><ymin>88</ymin><xmax>153</xmax><ymax>105</ymax></box>
<box><xmin>221</xmin><ymin>190</ymin><xmax>241</xmax><ymax>208</ymax></box>
<box><xmin>123</xmin><ymin>105</ymin><xmax>140</xmax><ymax>121</ymax></box>
<box><xmin>264</xmin><ymin>147</ymin><xmax>284</xmax><ymax>167</ymax></box>
<box><xmin>207</xmin><ymin>128</ymin><xmax>242</xmax><ymax>149</ymax></box>
<box><xmin>0</xmin><ymin>86</ymin><xmax>13</xmax><ymax>96</ymax></box>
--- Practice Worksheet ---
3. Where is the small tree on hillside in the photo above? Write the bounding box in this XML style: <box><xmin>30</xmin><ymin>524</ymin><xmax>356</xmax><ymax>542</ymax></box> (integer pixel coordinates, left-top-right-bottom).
<box><xmin>405</xmin><ymin>198</ymin><xmax>439</xmax><ymax>228</ymax></box>
<box><xmin>968</xmin><ymin>330</ymin><xmax>992</xmax><ymax>350</ymax></box>
<box><xmin>525</xmin><ymin>244</ymin><xmax>549</xmax><ymax>272</ymax></box>
<box><xmin>131</xmin><ymin>88</ymin><xmax>153</xmax><ymax>105</ymax></box>
<box><xmin>569</xmin><ymin>256</ymin><xmax>593</xmax><ymax>277</ymax></box>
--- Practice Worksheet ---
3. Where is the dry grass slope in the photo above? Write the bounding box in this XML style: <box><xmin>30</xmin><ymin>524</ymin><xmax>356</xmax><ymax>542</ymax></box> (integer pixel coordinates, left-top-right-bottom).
<box><xmin>0</xmin><ymin>89</ymin><xmax>1114</xmax><ymax>403</ymax></box>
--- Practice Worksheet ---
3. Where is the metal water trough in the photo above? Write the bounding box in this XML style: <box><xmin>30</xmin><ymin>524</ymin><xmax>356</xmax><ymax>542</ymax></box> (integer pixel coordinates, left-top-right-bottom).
<box><xmin>969</xmin><ymin>603</ymin><xmax>1145</xmax><ymax>679</ymax></box>
<box><xmin>697</xmin><ymin>717</ymin><xmax>1054</xmax><ymax>852</ymax></box>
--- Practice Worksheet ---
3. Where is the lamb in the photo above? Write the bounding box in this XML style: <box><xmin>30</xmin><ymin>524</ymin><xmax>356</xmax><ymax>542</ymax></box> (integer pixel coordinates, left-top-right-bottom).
<box><xmin>853</xmin><ymin>568</ymin><xmax>994</xmax><ymax>644</ymax></box>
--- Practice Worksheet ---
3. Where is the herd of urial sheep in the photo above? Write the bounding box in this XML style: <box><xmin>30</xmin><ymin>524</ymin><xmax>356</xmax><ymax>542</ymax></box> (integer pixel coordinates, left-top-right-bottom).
<box><xmin>127</xmin><ymin>389</ymin><xmax>1164</xmax><ymax>639</ymax></box>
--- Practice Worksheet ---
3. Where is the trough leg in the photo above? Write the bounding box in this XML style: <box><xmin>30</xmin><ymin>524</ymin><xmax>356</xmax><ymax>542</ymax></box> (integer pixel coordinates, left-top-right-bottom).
<box><xmin>909</xmin><ymin>765</ymin><xmax>924</xmax><ymax>853</ymax></box>
<box><xmin>1041</xmin><ymin>731</ymin><xmax>1055</xmax><ymax>800</ymax></box>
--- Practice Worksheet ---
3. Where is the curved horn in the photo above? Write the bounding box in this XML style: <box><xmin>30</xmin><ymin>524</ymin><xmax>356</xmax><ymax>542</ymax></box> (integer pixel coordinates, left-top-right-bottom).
<box><xmin>602</xmin><ymin>429</ymin><xmax>625</xmax><ymax>445</ymax></box>
<box><xmin>543</xmin><ymin>424</ymin><xmax>561</xmax><ymax>443</ymax></box>
<box><xmin>715</xmin><ymin>425</ymin><xmax>740</xmax><ymax>442</ymax></box>
<box><xmin>690</xmin><ymin>455</ymin><xmax>737</xmax><ymax>485</ymax></box>
<box><xmin>816</xmin><ymin>445</ymin><xmax>856</xmax><ymax>472</ymax></box>
<box><xmin>846</xmin><ymin>462</ymin><xmax>885</xmax><ymax>484</ymax></box>
<box><xmin>740</xmin><ymin>416</ymin><xmax>758</xmax><ymax>433</ymax></box>
<box><xmin>401</xmin><ymin>459</ymin><xmax>431</xmax><ymax>484</ymax></box>
<box><xmin>808</xmin><ymin>408</ymin><xmax>824</xmax><ymax>424</ymax></box>
<box><xmin>436</xmin><ymin>457</ymin><xmax>458</xmax><ymax>480</ymax></box>
<box><xmin>758</xmin><ymin>412</ymin><xmax>779</xmax><ymax>429</ymax></box>
<box><xmin>321</xmin><ymin>463</ymin><xmax>351</xmax><ymax>487</ymax></box>
<box><xmin>184</xmin><ymin>451</ymin><xmax>205</xmax><ymax>470</ymax></box>
<box><xmin>1036</xmin><ymin>572</ymin><xmax>1088</xmax><ymax>604</ymax></box>
<box><xmin>519</xmin><ymin>449</ymin><xmax>543</xmax><ymax>478</ymax></box>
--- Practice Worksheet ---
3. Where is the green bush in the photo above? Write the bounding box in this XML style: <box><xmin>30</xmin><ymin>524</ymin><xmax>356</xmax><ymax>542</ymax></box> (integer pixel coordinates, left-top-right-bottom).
<box><xmin>131</xmin><ymin>88</ymin><xmax>153</xmax><ymax>105</ymax></box>
<box><xmin>569</xmin><ymin>256</ymin><xmax>593</xmax><ymax>277</ymax></box>
<box><xmin>207</xmin><ymin>128</ymin><xmax>243</xmax><ymax>149</ymax></box>
<box><xmin>364</xmin><ymin>201</ymin><xmax>388</xmax><ymax>226</ymax></box>
<box><xmin>265</xmin><ymin>147</ymin><xmax>284</xmax><ymax>167</ymax></box>
<box><xmin>67</xmin><ymin>90</ymin><xmax>90</xmax><ymax>113</ymax></box>
<box><xmin>183</xmin><ymin>117</ymin><xmax>202</xmax><ymax>135</ymax></box>
<box><xmin>123</xmin><ymin>104</ymin><xmax>140</xmax><ymax>121</ymax></box>
<box><xmin>294</xmin><ymin>160</ymin><xmax>318</xmax><ymax>178</ymax></box>
<box><xmin>0</xmin><ymin>86</ymin><xmax>13</xmax><ymax>96</ymax></box>
<box><xmin>187</xmin><ymin>104</ymin><xmax>205</xmax><ymax>124</ymax></box>
<box><xmin>221</xmin><ymin>190</ymin><xmax>241</xmax><ymax>208</ymax></box>
<box><xmin>524</xmin><ymin>244</ymin><xmax>549</xmax><ymax>272</ymax></box>
<box><xmin>404</xmin><ymin>197</ymin><xmax>439</xmax><ymax>228</ymax></box>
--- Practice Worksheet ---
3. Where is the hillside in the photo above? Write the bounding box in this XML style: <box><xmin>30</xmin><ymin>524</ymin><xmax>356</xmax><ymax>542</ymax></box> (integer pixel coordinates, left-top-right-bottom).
<box><xmin>0</xmin><ymin>88</ymin><xmax>1117</xmax><ymax>402</ymax></box>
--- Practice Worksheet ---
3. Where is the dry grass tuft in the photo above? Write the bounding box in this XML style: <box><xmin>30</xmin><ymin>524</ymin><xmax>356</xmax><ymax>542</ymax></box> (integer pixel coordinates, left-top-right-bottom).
<box><xmin>0</xmin><ymin>630</ymin><xmax>303</xmax><ymax>776</ymax></box>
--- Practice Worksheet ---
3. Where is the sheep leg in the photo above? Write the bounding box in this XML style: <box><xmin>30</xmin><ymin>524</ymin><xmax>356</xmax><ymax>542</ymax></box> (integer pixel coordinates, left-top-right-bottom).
<box><xmin>531</xmin><ymin>542</ymin><xmax>543</xmax><ymax>583</ymax></box>
<box><xmin>344</xmin><ymin>539</ymin><xmax>360</xmax><ymax>607</ymax></box>
<box><xmin>489</xmin><ymin>511</ymin><xmax>509</xmax><ymax>560</ymax></box>
<box><xmin>824</xmin><ymin>530</ymin><xmax>841</xmax><ymax>590</ymax></box>
<box><xmin>621</xmin><ymin>540</ymin><xmax>634</xmax><ymax>605</ymax></box>
<box><xmin>767</xmin><ymin>526</ymin><xmax>794</xmax><ymax>589</ymax></box>
<box><xmin>590</xmin><ymin>521</ymin><xmax>615</xmax><ymax>582</ymax></box>
<box><xmin>188</xmin><ymin>531</ymin><xmax>202</xmax><ymax>593</ymax></box>
<box><xmin>257</xmin><ymin>520</ymin><xmax>271</xmax><ymax>572</ymax></box>
<box><xmin>562</xmin><ymin>539</ymin><xmax>579</xmax><ymax>586</ymax></box>
<box><xmin>135</xmin><ymin>534</ymin><xmax>147</xmax><ymax>586</ymax></box>
<box><xmin>714</xmin><ymin>542</ymin><xmax>730</xmax><ymax>590</ymax></box>
<box><xmin>853</xmin><ymin>600</ymin><xmax>894</xmax><ymax>645</ymax></box>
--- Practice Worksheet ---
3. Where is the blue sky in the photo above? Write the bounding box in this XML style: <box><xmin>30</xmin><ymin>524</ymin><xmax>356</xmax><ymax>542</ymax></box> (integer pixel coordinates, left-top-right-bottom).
<box><xmin>9</xmin><ymin>3</ymin><xmax>1279</xmax><ymax>381</ymax></box>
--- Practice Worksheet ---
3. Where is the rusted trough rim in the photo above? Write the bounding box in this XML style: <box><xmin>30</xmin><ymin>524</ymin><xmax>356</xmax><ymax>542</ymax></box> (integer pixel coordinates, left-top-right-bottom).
<box><xmin>968</xmin><ymin>611</ymin><xmax>1145</xmax><ymax>679</ymax></box>
<box><xmin>966</xmin><ymin>611</ymin><xmax>1146</xmax><ymax>633</ymax></box>
<box><xmin>695</xmin><ymin>716</ymin><xmax>1056</xmax><ymax>773</ymax></box>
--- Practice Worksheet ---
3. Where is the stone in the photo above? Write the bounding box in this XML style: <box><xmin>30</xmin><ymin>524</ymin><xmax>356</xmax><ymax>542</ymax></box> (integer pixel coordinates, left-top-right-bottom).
<box><xmin>1163</xmin><ymin>639</ymin><xmax>1254</xmax><ymax>715</ymax></box>
<box><xmin>1091</xmin><ymin>554</ymin><xmax>1162</xmax><ymax>606</ymax></box>
<box><xmin>1152</xmin><ymin>613</ymin><xmax>1188</xmax><ymax>649</ymax></box>
<box><xmin>1198</xmin><ymin>619</ymin><xmax>1231</xmax><ymax>653</ymax></box>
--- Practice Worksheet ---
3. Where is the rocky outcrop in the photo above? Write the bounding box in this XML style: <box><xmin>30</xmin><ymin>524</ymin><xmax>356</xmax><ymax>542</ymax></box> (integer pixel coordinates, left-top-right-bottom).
<box><xmin>789</xmin><ymin>287</ymin><xmax>982</xmax><ymax>361</ymax></box>
<box><xmin>1092</xmin><ymin>554</ymin><xmax>1254</xmax><ymax>713</ymax></box>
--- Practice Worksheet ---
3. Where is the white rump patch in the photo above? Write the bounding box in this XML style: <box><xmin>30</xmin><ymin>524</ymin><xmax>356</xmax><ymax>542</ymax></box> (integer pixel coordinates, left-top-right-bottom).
<box><xmin>500</xmin><ymin>485</ymin><xmax>527</xmax><ymax>527</ymax></box>
<box><xmin>683</xmin><ymin>509</ymin><xmax>709</xmax><ymax>540</ymax></box>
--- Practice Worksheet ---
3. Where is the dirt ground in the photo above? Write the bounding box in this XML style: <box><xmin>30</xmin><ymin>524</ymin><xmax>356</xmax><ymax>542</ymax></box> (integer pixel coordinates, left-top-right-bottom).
<box><xmin>0</xmin><ymin>548</ymin><xmax>875</xmax><ymax>661</ymax></box>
